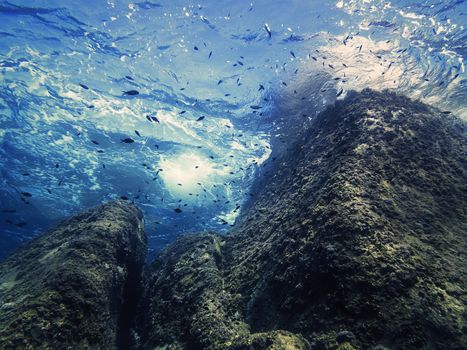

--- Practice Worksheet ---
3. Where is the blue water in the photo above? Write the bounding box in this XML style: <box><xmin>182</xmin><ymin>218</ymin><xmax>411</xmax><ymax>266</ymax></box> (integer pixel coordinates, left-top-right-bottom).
<box><xmin>0</xmin><ymin>0</ymin><xmax>466</xmax><ymax>260</ymax></box>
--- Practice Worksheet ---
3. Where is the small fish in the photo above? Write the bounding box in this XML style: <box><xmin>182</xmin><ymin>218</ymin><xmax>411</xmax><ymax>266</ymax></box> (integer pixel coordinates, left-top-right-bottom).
<box><xmin>336</xmin><ymin>88</ymin><xmax>344</xmax><ymax>97</ymax></box>
<box><xmin>79</xmin><ymin>83</ymin><xmax>89</xmax><ymax>90</ymax></box>
<box><xmin>194</xmin><ymin>46</ymin><xmax>198</xmax><ymax>51</ymax></box>
<box><xmin>196</xmin><ymin>116</ymin><xmax>205</xmax><ymax>121</ymax></box>
<box><xmin>21</xmin><ymin>192</ymin><xmax>32</xmax><ymax>197</ymax></box>
<box><xmin>208</xmin><ymin>51</ymin><xmax>212</xmax><ymax>59</ymax></box>
<box><xmin>290</xmin><ymin>51</ymin><xmax>296</xmax><ymax>58</ymax></box>
<box><xmin>441</xmin><ymin>111</ymin><xmax>451</xmax><ymax>114</ymax></box>
<box><xmin>258</xmin><ymin>84</ymin><xmax>265</xmax><ymax>91</ymax></box>
<box><xmin>217</xmin><ymin>79</ymin><xmax>223</xmax><ymax>85</ymax></box>
<box><xmin>120</xmin><ymin>196</ymin><xmax>129</xmax><ymax>200</ymax></box>
<box><xmin>174</xmin><ymin>208</ymin><xmax>182</xmax><ymax>213</ymax></box>
<box><xmin>146</xmin><ymin>115</ymin><xmax>152</xmax><ymax>122</ymax></box>
<box><xmin>264</xmin><ymin>23</ymin><xmax>272</xmax><ymax>38</ymax></box>
<box><xmin>151</xmin><ymin>116</ymin><xmax>160</xmax><ymax>123</ymax></box>
<box><xmin>250</xmin><ymin>105</ymin><xmax>262</xmax><ymax>110</ymax></box>
<box><xmin>125</xmin><ymin>76</ymin><xmax>133</xmax><ymax>80</ymax></box>
<box><xmin>179</xmin><ymin>110</ymin><xmax>186</xmax><ymax>114</ymax></box>
<box><xmin>121</xmin><ymin>138</ymin><xmax>135</xmax><ymax>143</ymax></box>
<box><xmin>311</xmin><ymin>56</ymin><xmax>317</xmax><ymax>61</ymax></box>
<box><xmin>135</xmin><ymin>130</ymin><xmax>141</xmax><ymax>137</ymax></box>
<box><xmin>91</xmin><ymin>140</ymin><xmax>99</xmax><ymax>145</ymax></box>
<box><xmin>122</xmin><ymin>90</ymin><xmax>139</xmax><ymax>96</ymax></box>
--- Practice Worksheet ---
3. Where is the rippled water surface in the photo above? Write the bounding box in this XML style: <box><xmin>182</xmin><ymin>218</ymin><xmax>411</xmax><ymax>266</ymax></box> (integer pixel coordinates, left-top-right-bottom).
<box><xmin>0</xmin><ymin>0</ymin><xmax>466</xmax><ymax>259</ymax></box>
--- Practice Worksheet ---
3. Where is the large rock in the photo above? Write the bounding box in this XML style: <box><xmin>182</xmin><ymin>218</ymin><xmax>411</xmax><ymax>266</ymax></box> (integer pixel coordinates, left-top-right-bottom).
<box><xmin>0</xmin><ymin>200</ymin><xmax>147</xmax><ymax>350</ymax></box>
<box><xmin>143</xmin><ymin>90</ymin><xmax>466</xmax><ymax>350</ymax></box>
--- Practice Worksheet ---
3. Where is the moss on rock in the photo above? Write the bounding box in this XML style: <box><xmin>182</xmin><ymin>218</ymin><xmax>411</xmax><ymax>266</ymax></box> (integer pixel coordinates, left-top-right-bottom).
<box><xmin>0</xmin><ymin>200</ymin><xmax>147</xmax><ymax>350</ymax></box>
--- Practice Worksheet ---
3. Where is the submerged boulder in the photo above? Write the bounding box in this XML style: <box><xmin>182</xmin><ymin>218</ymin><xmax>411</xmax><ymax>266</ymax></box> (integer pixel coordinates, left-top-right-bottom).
<box><xmin>143</xmin><ymin>90</ymin><xmax>466</xmax><ymax>350</ymax></box>
<box><xmin>0</xmin><ymin>200</ymin><xmax>147</xmax><ymax>350</ymax></box>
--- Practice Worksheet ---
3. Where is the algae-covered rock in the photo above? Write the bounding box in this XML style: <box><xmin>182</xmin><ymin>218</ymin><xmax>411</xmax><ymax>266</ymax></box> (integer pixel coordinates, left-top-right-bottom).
<box><xmin>0</xmin><ymin>200</ymin><xmax>147</xmax><ymax>350</ymax></box>
<box><xmin>144</xmin><ymin>90</ymin><xmax>466</xmax><ymax>350</ymax></box>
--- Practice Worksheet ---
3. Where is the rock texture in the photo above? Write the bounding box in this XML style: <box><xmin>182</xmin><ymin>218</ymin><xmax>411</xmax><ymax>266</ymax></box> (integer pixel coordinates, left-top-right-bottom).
<box><xmin>143</xmin><ymin>90</ymin><xmax>466</xmax><ymax>350</ymax></box>
<box><xmin>0</xmin><ymin>200</ymin><xmax>147</xmax><ymax>350</ymax></box>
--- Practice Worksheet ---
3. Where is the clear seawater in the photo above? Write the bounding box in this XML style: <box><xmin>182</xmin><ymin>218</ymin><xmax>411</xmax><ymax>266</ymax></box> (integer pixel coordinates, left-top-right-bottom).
<box><xmin>0</xmin><ymin>0</ymin><xmax>465</xmax><ymax>260</ymax></box>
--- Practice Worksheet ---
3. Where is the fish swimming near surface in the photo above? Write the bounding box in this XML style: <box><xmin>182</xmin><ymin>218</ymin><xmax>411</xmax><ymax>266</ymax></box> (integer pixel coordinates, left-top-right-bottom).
<box><xmin>122</xmin><ymin>90</ymin><xmax>139</xmax><ymax>96</ymax></box>
<box><xmin>264</xmin><ymin>23</ymin><xmax>272</xmax><ymax>38</ymax></box>
<box><xmin>121</xmin><ymin>138</ymin><xmax>135</xmax><ymax>143</ymax></box>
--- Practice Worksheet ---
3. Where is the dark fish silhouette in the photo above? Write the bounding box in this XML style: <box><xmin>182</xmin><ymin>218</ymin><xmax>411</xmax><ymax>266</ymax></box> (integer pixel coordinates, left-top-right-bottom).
<box><xmin>79</xmin><ymin>83</ymin><xmax>89</xmax><ymax>90</ymax></box>
<box><xmin>196</xmin><ymin>116</ymin><xmax>205</xmax><ymax>121</ymax></box>
<box><xmin>174</xmin><ymin>208</ymin><xmax>182</xmax><ymax>213</ymax></box>
<box><xmin>264</xmin><ymin>24</ymin><xmax>272</xmax><ymax>38</ymax></box>
<box><xmin>125</xmin><ymin>76</ymin><xmax>133</xmax><ymax>80</ymax></box>
<box><xmin>122</xmin><ymin>90</ymin><xmax>139</xmax><ymax>96</ymax></box>
<box><xmin>121</xmin><ymin>138</ymin><xmax>135</xmax><ymax>143</ymax></box>
<box><xmin>290</xmin><ymin>51</ymin><xmax>296</xmax><ymax>58</ymax></box>
<box><xmin>217</xmin><ymin>80</ymin><xmax>223</xmax><ymax>85</ymax></box>
<box><xmin>91</xmin><ymin>140</ymin><xmax>99</xmax><ymax>145</ymax></box>
<box><xmin>208</xmin><ymin>51</ymin><xmax>212</xmax><ymax>58</ymax></box>
<box><xmin>258</xmin><ymin>84</ymin><xmax>265</xmax><ymax>91</ymax></box>
<box><xmin>336</xmin><ymin>89</ymin><xmax>344</xmax><ymax>97</ymax></box>
<box><xmin>194</xmin><ymin>46</ymin><xmax>198</xmax><ymax>50</ymax></box>
<box><xmin>250</xmin><ymin>105</ymin><xmax>262</xmax><ymax>110</ymax></box>
<box><xmin>21</xmin><ymin>192</ymin><xmax>32</xmax><ymax>197</ymax></box>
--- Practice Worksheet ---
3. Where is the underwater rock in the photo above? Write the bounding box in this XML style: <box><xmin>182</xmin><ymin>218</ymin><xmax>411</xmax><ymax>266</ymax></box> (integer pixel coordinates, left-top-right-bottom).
<box><xmin>143</xmin><ymin>90</ymin><xmax>466</xmax><ymax>350</ymax></box>
<box><xmin>0</xmin><ymin>200</ymin><xmax>147</xmax><ymax>350</ymax></box>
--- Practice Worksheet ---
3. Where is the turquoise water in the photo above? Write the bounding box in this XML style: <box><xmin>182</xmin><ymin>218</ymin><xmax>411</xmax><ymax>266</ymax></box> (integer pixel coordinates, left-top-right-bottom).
<box><xmin>0</xmin><ymin>0</ymin><xmax>466</xmax><ymax>260</ymax></box>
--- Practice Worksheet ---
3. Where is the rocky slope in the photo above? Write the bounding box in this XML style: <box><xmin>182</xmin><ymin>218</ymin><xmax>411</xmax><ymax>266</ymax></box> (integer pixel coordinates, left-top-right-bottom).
<box><xmin>142</xmin><ymin>90</ymin><xmax>466</xmax><ymax>350</ymax></box>
<box><xmin>0</xmin><ymin>200</ymin><xmax>147</xmax><ymax>350</ymax></box>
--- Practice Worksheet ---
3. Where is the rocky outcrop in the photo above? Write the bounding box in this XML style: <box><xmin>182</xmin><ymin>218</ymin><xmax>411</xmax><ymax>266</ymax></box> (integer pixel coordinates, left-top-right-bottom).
<box><xmin>143</xmin><ymin>90</ymin><xmax>466</xmax><ymax>350</ymax></box>
<box><xmin>0</xmin><ymin>200</ymin><xmax>147</xmax><ymax>350</ymax></box>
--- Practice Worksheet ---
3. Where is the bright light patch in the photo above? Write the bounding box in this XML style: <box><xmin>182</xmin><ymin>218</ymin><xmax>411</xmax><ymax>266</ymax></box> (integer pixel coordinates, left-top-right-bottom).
<box><xmin>159</xmin><ymin>152</ymin><xmax>218</xmax><ymax>196</ymax></box>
